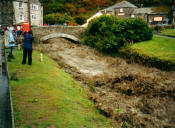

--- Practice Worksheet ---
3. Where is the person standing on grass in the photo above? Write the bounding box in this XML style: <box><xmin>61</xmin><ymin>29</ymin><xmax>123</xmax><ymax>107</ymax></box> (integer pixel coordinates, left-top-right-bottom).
<box><xmin>22</xmin><ymin>31</ymin><xmax>34</xmax><ymax>65</ymax></box>
<box><xmin>8</xmin><ymin>27</ymin><xmax>15</xmax><ymax>59</ymax></box>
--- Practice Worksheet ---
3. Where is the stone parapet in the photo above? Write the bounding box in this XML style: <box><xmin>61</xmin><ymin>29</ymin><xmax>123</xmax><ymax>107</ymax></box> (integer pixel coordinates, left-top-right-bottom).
<box><xmin>31</xmin><ymin>26</ymin><xmax>86</xmax><ymax>43</ymax></box>
<box><xmin>0</xmin><ymin>36</ymin><xmax>15</xmax><ymax>128</ymax></box>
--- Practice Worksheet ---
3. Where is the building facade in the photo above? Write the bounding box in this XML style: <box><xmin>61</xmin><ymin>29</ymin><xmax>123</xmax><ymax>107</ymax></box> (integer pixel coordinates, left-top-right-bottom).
<box><xmin>13</xmin><ymin>0</ymin><xmax>43</xmax><ymax>26</ymax></box>
<box><xmin>0</xmin><ymin>0</ymin><xmax>43</xmax><ymax>26</ymax></box>
<box><xmin>100</xmin><ymin>1</ymin><xmax>169</xmax><ymax>25</ymax></box>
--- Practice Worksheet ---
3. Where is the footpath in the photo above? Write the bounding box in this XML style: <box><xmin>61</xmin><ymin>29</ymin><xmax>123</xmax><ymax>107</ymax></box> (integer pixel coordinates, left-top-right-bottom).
<box><xmin>154</xmin><ymin>34</ymin><xmax>175</xmax><ymax>39</ymax></box>
<box><xmin>0</xmin><ymin>36</ymin><xmax>13</xmax><ymax>128</ymax></box>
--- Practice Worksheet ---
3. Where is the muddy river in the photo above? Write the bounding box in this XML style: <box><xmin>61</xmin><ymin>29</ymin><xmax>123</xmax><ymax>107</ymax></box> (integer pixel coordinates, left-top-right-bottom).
<box><xmin>35</xmin><ymin>38</ymin><xmax>175</xmax><ymax>128</ymax></box>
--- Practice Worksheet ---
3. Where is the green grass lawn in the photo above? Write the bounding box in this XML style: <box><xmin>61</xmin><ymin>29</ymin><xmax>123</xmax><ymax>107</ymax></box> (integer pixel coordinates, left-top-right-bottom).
<box><xmin>7</xmin><ymin>49</ymin><xmax>116</xmax><ymax>128</ymax></box>
<box><xmin>120</xmin><ymin>36</ymin><xmax>175</xmax><ymax>61</ymax></box>
<box><xmin>159</xmin><ymin>29</ymin><xmax>175</xmax><ymax>36</ymax></box>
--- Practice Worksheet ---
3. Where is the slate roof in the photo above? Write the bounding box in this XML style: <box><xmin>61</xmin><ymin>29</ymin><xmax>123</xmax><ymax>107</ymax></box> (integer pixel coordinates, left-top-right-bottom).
<box><xmin>30</xmin><ymin>0</ymin><xmax>40</xmax><ymax>4</ymax></box>
<box><xmin>15</xmin><ymin>0</ymin><xmax>41</xmax><ymax>4</ymax></box>
<box><xmin>101</xmin><ymin>0</ymin><xmax>138</xmax><ymax>12</ymax></box>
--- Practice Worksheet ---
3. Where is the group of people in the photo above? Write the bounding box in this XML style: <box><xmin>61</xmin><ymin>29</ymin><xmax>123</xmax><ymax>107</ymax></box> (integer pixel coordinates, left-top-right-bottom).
<box><xmin>4</xmin><ymin>25</ymin><xmax>34</xmax><ymax>65</ymax></box>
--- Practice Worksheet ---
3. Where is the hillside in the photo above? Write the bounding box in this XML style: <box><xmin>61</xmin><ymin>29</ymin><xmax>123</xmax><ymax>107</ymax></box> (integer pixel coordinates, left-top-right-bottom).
<box><xmin>39</xmin><ymin>0</ymin><xmax>172</xmax><ymax>24</ymax></box>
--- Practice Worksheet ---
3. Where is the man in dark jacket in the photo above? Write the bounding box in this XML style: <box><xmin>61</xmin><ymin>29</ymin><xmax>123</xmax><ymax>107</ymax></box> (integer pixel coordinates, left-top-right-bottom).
<box><xmin>22</xmin><ymin>31</ymin><xmax>34</xmax><ymax>65</ymax></box>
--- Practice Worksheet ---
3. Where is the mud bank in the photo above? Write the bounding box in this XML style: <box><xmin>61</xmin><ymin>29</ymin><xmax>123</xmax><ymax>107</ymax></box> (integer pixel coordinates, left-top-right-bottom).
<box><xmin>36</xmin><ymin>38</ymin><xmax>175</xmax><ymax>128</ymax></box>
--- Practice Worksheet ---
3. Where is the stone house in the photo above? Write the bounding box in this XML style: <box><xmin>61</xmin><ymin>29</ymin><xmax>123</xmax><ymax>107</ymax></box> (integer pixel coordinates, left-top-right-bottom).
<box><xmin>101</xmin><ymin>1</ymin><xmax>138</xmax><ymax>18</ymax></box>
<box><xmin>0</xmin><ymin>0</ymin><xmax>43</xmax><ymax>26</ymax></box>
<box><xmin>13</xmin><ymin>0</ymin><xmax>43</xmax><ymax>26</ymax></box>
<box><xmin>100</xmin><ymin>0</ymin><xmax>169</xmax><ymax>25</ymax></box>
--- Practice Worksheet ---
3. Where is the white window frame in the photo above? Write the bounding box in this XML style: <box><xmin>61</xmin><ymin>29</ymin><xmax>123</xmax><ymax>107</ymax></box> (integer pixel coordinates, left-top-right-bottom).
<box><xmin>19</xmin><ymin>14</ymin><xmax>24</xmax><ymax>21</ymax></box>
<box><xmin>19</xmin><ymin>2</ymin><xmax>23</xmax><ymax>8</ymax></box>
<box><xmin>31</xmin><ymin>14</ymin><xmax>37</xmax><ymax>20</ymax></box>
<box><xmin>31</xmin><ymin>4</ymin><xmax>39</xmax><ymax>10</ymax></box>
<box><xmin>120</xmin><ymin>8</ymin><xmax>124</xmax><ymax>13</ymax></box>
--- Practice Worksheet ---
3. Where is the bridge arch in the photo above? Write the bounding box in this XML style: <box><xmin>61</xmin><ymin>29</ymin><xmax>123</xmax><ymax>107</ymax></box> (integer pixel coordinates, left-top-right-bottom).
<box><xmin>40</xmin><ymin>33</ymin><xmax>81</xmax><ymax>43</ymax></box>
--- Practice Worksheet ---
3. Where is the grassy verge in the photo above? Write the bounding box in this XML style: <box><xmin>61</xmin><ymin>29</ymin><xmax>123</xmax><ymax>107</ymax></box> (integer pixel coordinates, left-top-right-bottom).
<box><xmin>119</xmin><ymin>36</ymin><xmax>175</xmax><ymax>70</ymax></box>
<box><xmin>159</xmin><ymin>29</ymin><xmax>175</xmax><ymax>36</ymax></box>
<box><xmin>7</xmin><ymin>49</ymin><xmax>116</xmax><ymax>128</ymax></box>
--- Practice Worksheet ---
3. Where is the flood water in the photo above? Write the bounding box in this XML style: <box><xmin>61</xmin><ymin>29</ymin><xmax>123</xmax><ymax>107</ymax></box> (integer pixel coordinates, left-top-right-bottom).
<box><xmin>40</xmin><ymin>38</ymin><xmax>175</xmax><ymax>127</ymax></box>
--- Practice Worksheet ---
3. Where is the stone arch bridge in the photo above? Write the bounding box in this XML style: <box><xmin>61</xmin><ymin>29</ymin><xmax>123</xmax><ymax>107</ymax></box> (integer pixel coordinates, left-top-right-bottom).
<box><xmin>31</xmin><ymin>26</ymin><xmax>86</xmax><ymax>43</ymax></box>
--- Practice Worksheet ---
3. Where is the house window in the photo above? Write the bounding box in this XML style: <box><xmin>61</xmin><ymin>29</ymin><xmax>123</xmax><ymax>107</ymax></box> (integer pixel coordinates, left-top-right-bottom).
<box><xmin>19</xmin><ymin>2</ymin><xmax>23</xmax><ymax>8</ymax></box>
<box><xmin>31</xmin><ymin>4</ymin><xmax>39</xmax><ymax>10</ymax></box>
<box><xmin>19</xmin><ymin>15</ymin><xmax>24</xmax><ymax>21</ymax></box>
<box><xmin>31</xmin><ymin>14</ymin><xmax>37</xmax><ymax>20</ymax></box>
<box><xmin>120</xmin><ymin>8</ymin><xmax>123</xmax><ymax>13</ymax></box>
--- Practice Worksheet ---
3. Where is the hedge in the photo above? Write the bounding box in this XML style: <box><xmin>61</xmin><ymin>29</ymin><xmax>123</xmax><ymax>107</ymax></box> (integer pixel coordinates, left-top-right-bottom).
<box><xmin>82</xmin><ymin>15</ymin><xmax>153</xmax><ymax>53</ymax></box>
<box><xmin>119</xmin><ymin>48</ymin><xmax>175</xmax><ymax>71</ymax></box>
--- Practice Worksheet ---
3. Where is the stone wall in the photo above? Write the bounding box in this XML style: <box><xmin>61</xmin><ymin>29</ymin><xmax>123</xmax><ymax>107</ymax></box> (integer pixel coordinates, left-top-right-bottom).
<box><xmin>115</xmin><ymin>8</ymin><xmax>135</xmax><ymax>18</ymax></box>
<box><xmin>31</xmin><ymin>26</ymin><xmax>86</xmax><ymax>43</ymax></box>
<box><xmin>0</xmin><ymin>36</ymin><xmax>14</xmax><ymax>128</ymax></box>
<box><xmin>0</xmin><ymin>0</ymin><xmax>14</xmax><ymax>25</ymax></box>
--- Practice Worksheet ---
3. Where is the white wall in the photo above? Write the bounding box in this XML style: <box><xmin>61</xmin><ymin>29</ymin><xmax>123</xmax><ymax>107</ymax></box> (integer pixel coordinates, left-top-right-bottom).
<box><xmin>30</xmin><ymin>3</ymin><xmax>43</xmax><ymax>26</ymax></box>
<box><xmin>13</xmin><ymin>1</ymin><xmax>28</xmax><ymax>24</ymax></box>
<box><xmin>13</xmin><ymin>1</ymin><xmax>43</xmax><ymax>26</ymax></box>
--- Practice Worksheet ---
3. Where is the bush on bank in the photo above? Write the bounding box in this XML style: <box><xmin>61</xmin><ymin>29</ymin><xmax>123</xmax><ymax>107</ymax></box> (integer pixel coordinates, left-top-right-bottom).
<box><xmin>82</xmin><ymin>15</ymin><xmax>153</xmax><ymax>53</ymax></box>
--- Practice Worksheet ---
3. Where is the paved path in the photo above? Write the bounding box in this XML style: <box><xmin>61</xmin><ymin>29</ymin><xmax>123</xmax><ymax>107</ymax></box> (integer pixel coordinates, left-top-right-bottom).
<box><xmin>0</xmin><ymin>36</ymin><xmax>12</xmax><ymax>128</ymax></box>
<box><xmin>154</xmin><ymin>34</ymin><xmax>175</xmax><ymax>39</ymax></box>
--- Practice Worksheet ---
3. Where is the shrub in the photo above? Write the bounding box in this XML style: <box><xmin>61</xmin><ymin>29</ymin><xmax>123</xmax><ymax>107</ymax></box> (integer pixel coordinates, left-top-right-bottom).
<box><xmin>124</xmin><ymin>18</ymin><xmax>153</xmax><ymax>42</ymax></box>
<box><xmin>83</xmin><ymin>15</ymin><xmax>121</xmax><ymax>53</ymax></box>
<box><xmin>74</xmin><ymin>15</ymin><xmax>88</xmax><ymax>25</ymax></box>
<box><xmin>83</xmin><ymin>15</ymin><xmax>153</xmax><ymax>53</ymax></box>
